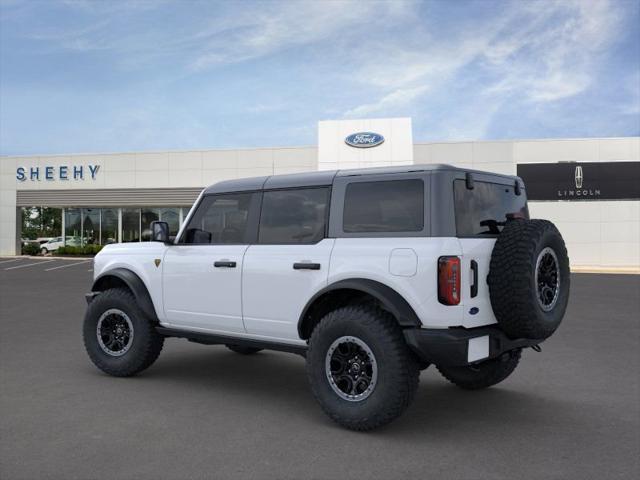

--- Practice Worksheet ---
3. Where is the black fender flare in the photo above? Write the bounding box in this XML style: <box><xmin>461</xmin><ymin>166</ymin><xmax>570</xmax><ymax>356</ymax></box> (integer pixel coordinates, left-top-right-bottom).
<box><xmin>297</xmin><ymin>278</ymin><xmax>422</xmax><ymax>338</ymax></box>
<box><xmin>91</xmin><ymin>268</ymin><xmax>158</xmax><ymax>321</ymax></box>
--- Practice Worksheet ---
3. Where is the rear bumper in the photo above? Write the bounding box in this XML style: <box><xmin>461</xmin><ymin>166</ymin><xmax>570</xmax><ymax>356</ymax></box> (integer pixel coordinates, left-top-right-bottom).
<box><xmin>403</xmin><ymin>325</ymin><xmax>541</xmax><ymax>367</ymax></box>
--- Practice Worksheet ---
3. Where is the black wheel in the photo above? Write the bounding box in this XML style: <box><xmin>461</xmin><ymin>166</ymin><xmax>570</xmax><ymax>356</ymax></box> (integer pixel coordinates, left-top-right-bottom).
<box><xmin>488</xmin><ymin>219</ymin><xmax>570</xmax><ymax>340</ymax></box>
<box><xmin>225</xmin><ymin>344</ymin><xmax>263</xmax><ymax>355</ymax></box>
<box><xmin>83</xmin><ymin>288</ymin><xmax>164</xmax><ymax>377</ymax></box>
<box><xmin>437</xmin><ymin>349</ymin><xmax>522</xmax><ymax>390</ymax></box>
<box><xmin>306</xmin><ymin>305</ymin><xmax>419</xmax><ymax>431</ymax></box>
<box><xmin>40</xmin><ymin>247</ymin><xmax>48</xmax><ymax>255</ymax></box>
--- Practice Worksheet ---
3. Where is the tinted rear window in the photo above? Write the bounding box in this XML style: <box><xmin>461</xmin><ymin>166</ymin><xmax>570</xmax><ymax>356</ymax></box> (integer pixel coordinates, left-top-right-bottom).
<box><xmin>454</xmin><ymin>180</ymin><xmax>529</xmax><ymax>236</ymax></box>
<box><xmin>343</xmin><ymin>179</ymin><xmax>424</xmax><ymax>233</ymax></box>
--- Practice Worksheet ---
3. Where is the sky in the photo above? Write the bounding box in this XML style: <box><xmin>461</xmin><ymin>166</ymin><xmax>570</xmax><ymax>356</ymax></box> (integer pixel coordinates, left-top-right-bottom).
<box><xmin>0</xmin><ymin>0</ymin><xmax>639</xmax><ymax>155</ymax></box>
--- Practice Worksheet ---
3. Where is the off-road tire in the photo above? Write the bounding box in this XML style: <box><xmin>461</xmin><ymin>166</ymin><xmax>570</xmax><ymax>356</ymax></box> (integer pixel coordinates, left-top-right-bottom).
<box><xmin>437</xmin><ymin>349</ymin><xmax>521</xmax><ymax>390</ymax></box>
<box><xmin>225</xmin><ymin>344</ymin><xmax>263</xmax><ymax>355</ymax></box>
<box><xmin>306</xmin><ymin>305</ymin><xmax>420</xmax><ymax>431</ymax></box>
<box><xmin>83</xmin><ymin>288</ymin><xmax>164</xmax><ymax>377</ymax></box>
<box><xmin>488</xmin><ymin>219</ymin><xmax>570</xmax><ymax>340</ymax></box>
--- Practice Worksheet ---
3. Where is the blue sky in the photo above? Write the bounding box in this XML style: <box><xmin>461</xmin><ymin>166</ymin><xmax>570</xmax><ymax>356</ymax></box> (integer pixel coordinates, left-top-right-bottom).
<box><xmin>1</xmin><ymin>0</ymin><xmax>639</xmax><ymax>155</ymax></box>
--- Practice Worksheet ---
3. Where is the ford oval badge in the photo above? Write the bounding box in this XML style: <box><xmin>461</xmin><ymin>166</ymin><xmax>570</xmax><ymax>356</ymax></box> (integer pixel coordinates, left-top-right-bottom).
<box><xmin>345</xmin><ymin>132</ymin><xmax>385</xmax><ymax>148</ymax></box>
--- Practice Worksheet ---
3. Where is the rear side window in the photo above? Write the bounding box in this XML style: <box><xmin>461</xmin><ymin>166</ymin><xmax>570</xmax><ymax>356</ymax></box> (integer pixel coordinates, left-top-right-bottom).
<box><xmin>259</xmin><ymin>188</ymin><xmax>329</xmax><ymax>244</ymax></box>
<box><xmin>181</xmin><ymin>193</ymin><xmax>256</xmax><ymax>244</ymax></box>
<box><xmin>454</xmin><ymin>180</ymin><xmax>529</xmax><ymax>236</ymax></box>
<box><xmin>343</xmin><ymin>179</ymin><xmax>424</xmax><ymax>233</ymax></box>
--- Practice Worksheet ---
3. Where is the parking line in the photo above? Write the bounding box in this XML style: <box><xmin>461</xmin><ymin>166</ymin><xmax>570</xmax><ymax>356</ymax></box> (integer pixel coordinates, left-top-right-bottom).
<box><xmin>45</xmin><ymin>260</ymin><xmax>91</xmax><ymax>271</ymax></box>
<box><xmin>0</xmin><ymin>258</ymin><xmax>23</xmax><ymax>265</ymax></box>
<box><xmin>5</xmin><ymin>260</ymin><xmax>56</xmax><ymax>270</ymax></box>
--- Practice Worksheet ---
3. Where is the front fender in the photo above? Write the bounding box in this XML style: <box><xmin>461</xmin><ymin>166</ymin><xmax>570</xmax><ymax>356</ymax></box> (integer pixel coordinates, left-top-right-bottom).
<box><xmin>91</xmin><ymin>268</ymin><xmax>158</xmax><ymax>321</ymax></box>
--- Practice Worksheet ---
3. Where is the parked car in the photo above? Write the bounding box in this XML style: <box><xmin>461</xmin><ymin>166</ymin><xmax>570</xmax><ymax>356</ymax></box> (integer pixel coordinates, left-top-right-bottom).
<box><xmin>40</xmin><ymin>236</ymin><xmax>81</xmax><ymax>254</ymax></box>
<box><xmin>40</xmin><ymin>237</ymin><xmax>63</xmax><ymax>254</ymax></box>
<box><xmin>83</xmin><ymin>165</ymin><xmax>570</xmax><ymax>430</ymax></box>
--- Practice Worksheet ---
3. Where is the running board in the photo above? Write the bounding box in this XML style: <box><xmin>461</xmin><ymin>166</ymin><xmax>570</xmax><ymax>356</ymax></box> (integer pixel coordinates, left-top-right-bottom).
<box><xmin>156</xmin><ymin>326</ymin><xmax>308</xmax><ymax>356</ymax></box>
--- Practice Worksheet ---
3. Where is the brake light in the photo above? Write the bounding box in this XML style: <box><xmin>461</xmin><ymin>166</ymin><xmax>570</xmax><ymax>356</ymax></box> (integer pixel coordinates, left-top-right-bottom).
<box><xmin>438</xmin><ymin>256</ymin><xmax>461</xmax><ymax>305</ymax></box>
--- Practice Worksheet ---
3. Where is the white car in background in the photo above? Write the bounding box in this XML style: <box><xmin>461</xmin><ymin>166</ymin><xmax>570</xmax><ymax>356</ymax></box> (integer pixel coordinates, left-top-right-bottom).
<box><xmin>40</xmin><ymin>237</ymin><xmax>64</xmax><ymax>254</ymax></box>
<box><xmin>40</xmin><ymin>236</ymin><xmax>81</xmax><ymax>254</ymax></box>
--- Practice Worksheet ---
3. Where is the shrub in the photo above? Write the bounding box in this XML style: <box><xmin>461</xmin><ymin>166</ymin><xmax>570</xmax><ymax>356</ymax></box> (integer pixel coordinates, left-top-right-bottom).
<box><xmin>56</xmin><ymin>244</ymin><xmax>103</xmax><ymax>256</ymax></box>
<box><xmin>22</xmin><ymin>243</ymin><xmax>41</xmax><ymax>256</ymax></box>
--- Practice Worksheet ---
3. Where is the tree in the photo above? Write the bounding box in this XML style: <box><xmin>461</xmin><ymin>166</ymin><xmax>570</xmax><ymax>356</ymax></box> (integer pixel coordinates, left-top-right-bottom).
<box><xmin>21</xmin><ymin>207</ymin><xmax>62</xmax><ymax>239</ymax></box>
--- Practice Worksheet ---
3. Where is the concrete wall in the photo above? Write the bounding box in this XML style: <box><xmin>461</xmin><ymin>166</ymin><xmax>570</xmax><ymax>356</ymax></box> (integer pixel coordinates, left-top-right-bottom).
<box><xmin>414</xmin><ymin>137</ymin><xmax>640</xmax><ymax>270</ymax></box>
<box><xmin>0</xmin><ymin>146</ymin><xmax>317</xmax><ymax>255</ymax></box>
<box><xmin>2</xmin><ymin>136</ymin><xmax>639</xmax><ymax>270</ymax></box>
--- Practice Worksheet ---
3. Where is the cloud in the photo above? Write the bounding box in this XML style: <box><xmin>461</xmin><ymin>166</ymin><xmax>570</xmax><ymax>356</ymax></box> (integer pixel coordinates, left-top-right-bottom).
<box><xmin>189</xmin><ymin>1</ymin><xmax>413</xmax><ymax>71</ymax></box>
<box><xmin>341</xmin><ymin>0</ymin><xmax>625</xmax><ymax>131</ymax></box>
<box><xmin>344</xmin><ymin>85</ymin><xmax>429</xmax><ymax>118</ymax></box>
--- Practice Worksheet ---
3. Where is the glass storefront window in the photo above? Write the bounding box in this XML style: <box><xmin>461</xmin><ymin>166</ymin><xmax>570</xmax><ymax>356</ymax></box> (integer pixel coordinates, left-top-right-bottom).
<box><xmin>141</xmin><ymin>208</ymin><xmax>160</xmax><ymax>241</ymax></box>
<box><xmin>122</xmin><ymin>208</ymin><xmax>140</xmax><ymax>243</ymax></box>
<box><xmin>101</xmin><ymin>208</ymin><xmax>118</xmax><ymax>245</ymax></box>
<box><xmin>82</xmin><ymin>208</ymin><xmax>100</xmax><ymax>245</ymax></box>
<box><xmin>160</xmin><ymin>208</ymin><xmax>180</xmax><ymax>237</ymax></box>
<box><xmin>65</xmin><ymin>208</ymin><xmax>82</xmax><ymax>246</ymax></box>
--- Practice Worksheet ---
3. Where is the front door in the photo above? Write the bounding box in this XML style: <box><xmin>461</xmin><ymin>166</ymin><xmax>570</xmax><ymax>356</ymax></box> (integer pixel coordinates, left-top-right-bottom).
<box><xmin>242</xmin><ymin>187</ymin><xmax>333</xmax><ymax>342</ymax></box>
<box><xmin>162</xmin><ymin>192</ymin><xmax>260</xmax><ymax>334</ymax></box>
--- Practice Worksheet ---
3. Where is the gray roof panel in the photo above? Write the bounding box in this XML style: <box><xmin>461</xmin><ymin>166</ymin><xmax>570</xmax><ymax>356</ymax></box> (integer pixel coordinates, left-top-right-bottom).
<box><xmin>202</xmin><ymin>163</ymin><xmax>520</xmax><ymax>194</ymax></box>
<box><xmin>203</xmin><ymin>176</ymin><xmax>268</xmax><ymax>194</ymax></box>
<box><xmin>263</xmin><ymin>170</ymin><xmax>336</xmax><ymax>189</ymax></box>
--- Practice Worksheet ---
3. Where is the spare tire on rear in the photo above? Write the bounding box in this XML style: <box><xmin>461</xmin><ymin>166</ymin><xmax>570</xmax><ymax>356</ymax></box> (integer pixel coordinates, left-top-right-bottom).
<box><xmin>488</xmin><ymin>219</ymin><xmax>570</xmax><ymax>340</ymax></box>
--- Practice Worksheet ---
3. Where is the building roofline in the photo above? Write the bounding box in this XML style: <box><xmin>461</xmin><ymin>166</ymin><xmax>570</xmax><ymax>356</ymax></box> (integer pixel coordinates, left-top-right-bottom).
<box><xmin>1</xmin><ymin>136</ymin><xmax>638</xmax><ymax>159</ymax></box>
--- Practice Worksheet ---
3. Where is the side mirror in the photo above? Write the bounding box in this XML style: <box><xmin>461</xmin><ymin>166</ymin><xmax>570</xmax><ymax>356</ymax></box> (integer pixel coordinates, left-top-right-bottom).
<box><xmin>151</xmin><ymin>221</ymin><xmax>170</xmax><ymax>244</ymax></box>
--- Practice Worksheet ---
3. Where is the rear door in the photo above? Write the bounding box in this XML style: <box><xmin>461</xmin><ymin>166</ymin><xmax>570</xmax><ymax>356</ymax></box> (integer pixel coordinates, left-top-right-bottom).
<box><xmin>242</xmin><ymin>187</ymin><xmax>333</xmax><ymax>342</ymax></box>
<box><xmin>162</xmin><ymin>192</ymin><xmax>260</xmax><ymax>334</ymax></box>
<box><xmin>454</xmin><ymin>178</ymin><xmax>529</xmax><ymax>327</ymax></box>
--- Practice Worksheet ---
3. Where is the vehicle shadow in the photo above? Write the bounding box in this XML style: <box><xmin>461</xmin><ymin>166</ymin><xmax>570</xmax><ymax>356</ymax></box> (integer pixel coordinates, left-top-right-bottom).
<box><xmin>124</xmin><ymin>343</ymin><xmax>578</xmax><ymax>436</ymax></box>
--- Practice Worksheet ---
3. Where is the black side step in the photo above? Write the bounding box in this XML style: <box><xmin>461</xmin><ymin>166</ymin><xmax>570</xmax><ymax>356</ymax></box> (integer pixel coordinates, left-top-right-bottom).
<box><xmin>156</xmin><ymin>326</ymin><xmax>308</xmax><ymax>357</ymax></box>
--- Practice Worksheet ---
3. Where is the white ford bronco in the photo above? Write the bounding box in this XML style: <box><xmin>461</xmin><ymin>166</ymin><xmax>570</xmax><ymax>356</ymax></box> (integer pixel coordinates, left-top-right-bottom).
<box><xmin>83</xmin><ymin>165</ymin><xmax>570</xmax><ymax>430</ymax></box>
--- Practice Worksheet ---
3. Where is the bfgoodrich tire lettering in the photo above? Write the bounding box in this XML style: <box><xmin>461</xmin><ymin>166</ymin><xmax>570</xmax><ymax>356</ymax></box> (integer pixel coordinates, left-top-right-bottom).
<box><xmin>488</xmin><ymin>219</ymin><xmax>570</xmax><ymax>340</ymax></box>
<box><xmin>83</xmin><ymin>288</ymin><xmax>164</xmax><ymax>377</ymax></box>
<box><xmin>306</xmin><ymin>305</ymin><xmax>419</xmax><ymax>431</ymax></box>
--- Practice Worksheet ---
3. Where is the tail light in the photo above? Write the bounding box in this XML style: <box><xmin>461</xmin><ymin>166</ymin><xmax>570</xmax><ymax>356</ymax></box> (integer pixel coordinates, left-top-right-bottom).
<box><xmin>438</xmin><ymin>256</ymin><xmax>461</xmax><ymax>305</ymax></box>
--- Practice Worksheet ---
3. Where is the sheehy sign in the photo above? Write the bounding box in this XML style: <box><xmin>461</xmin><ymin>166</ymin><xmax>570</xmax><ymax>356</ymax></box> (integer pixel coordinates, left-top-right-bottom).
<box><xmin>516</xmin><ymin>161</ymin><xmax>640</xmax><ymax>201</ymax></box>
<box><xmin>16</xmin><ymin>164</ymin><xmax>100</xmax><ymax>182</ymax></box>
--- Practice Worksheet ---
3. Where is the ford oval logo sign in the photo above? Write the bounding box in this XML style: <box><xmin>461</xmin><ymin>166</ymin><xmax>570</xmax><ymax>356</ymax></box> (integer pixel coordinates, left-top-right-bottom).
<box><xmin>345</xmin><ymin>132</ymin><xmax>385</xmax><ymax>148</ymax></box>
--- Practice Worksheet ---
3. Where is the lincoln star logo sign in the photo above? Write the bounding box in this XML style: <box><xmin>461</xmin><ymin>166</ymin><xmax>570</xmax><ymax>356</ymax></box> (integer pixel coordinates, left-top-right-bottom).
<box><xmin>345</xmin><ymin>132</ymin><xmax>385</xmax><ymax>148</ymax></box>
<box><xmin>575</xmin><ymin>166</ymin><xmax>583</xmax><ymax>188</ymax></box>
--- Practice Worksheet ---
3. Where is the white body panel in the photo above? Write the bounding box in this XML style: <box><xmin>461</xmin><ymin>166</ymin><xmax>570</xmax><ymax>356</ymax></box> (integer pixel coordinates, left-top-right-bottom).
<box><xmin>93</xmin><ymin>242</ymin><xmax>169</xmax><ymax>322</ymax></box>
<box><xmin>162</xmin><ymin>245</ymin><xmax>248</xmax><ymax>333</ymax></box>
<box><xmin>242</xmin><ymin>239</ymin><xmax>335</xmax><ymax>341</ymax></box>
<box><xmin>328</xmin><ymin>237</ymin><xmax>466</xmax><ymax>329</ymax></box>
<box><xmin>93</xmin><ymin>234</ymin><xmax>499</xmax><ymax>343</ymax></box>
<box><xmin>458</xmin><ymin>238</ymin><xmax>499</xmax><ymax>328</ymax></box>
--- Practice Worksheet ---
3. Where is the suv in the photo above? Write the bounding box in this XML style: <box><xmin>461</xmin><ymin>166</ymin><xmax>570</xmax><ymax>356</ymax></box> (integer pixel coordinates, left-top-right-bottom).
<box><xmin>83</xmin><ymin>165</ymin><xmax>569</xmax><ymax>430</ymax></box>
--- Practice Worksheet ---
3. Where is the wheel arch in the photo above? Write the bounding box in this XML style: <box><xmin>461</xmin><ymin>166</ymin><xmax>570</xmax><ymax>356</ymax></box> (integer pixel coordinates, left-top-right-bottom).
<box><xmin>298</xmin><ymin>278</ymin><xmax>422</xmax><ymax>339</ymax></box>
<box><xmin>91</xmin><ymin>268</ymin><xmax>158</xmax><ymax>321</ymax></box>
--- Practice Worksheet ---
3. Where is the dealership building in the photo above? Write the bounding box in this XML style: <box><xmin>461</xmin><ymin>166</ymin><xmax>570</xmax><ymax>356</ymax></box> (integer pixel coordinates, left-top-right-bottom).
<box><xmin>1</xmin><ymin>118</ymin><xmax>638</xmax><ymax>270</ymax></box>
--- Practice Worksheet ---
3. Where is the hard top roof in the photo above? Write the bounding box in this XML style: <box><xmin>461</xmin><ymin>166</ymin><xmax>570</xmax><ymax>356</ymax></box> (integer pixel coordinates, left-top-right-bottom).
<box><xmin>203</xmin><ymin>163</ymin><xmax>518</xmax><ymax>194</ymax></box>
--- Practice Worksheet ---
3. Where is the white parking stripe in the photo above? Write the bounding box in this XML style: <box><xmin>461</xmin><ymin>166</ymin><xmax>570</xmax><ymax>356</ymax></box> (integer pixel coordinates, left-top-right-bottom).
<box><xmin>0</xmin><ymin>258</ymin><xmax>23</xmax><ymax>265</ymax></box>
<box><xmin>45</xmin><ymin>260</ymin><xmax>91</xmax><ymax>271</ymax></box>
<box><xmin>87</xmin><ymin>269</ymin><xmax>93</xmax><ymax>272</ymax></box>
<box><xmin>5</xmin><ymin>260</ymin><xmax>55</xmax><ymax>270</ymax></box>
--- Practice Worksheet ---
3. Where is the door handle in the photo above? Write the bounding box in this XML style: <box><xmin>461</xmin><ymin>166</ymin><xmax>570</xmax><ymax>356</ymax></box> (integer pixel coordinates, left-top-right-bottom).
<box><xmin>293</xmin><ymin>262</ymin><xmax>321</xmax><ymax>270</ymax></box>
<box><xmin>214</xmin><ymin>260</ymin><xmax>236</xmax><ymax>268</ymax></box>
<box><xmin>470</xmin><ymin>260</ymin><xmax>478</xmax><ymax>298</ymax></box>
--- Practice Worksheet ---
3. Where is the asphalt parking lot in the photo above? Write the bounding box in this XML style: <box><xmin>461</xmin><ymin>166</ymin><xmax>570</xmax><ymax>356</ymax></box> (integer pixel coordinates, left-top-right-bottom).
<box><xmin>0</xmin><ymin>257</ymin><xmax>638</xmax><ymax>480</ymax></box>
